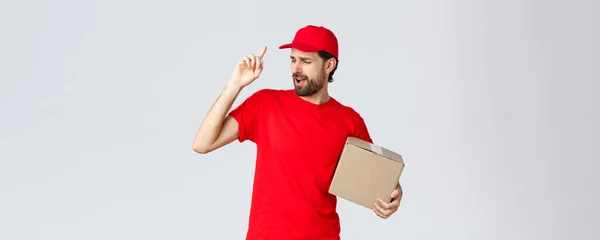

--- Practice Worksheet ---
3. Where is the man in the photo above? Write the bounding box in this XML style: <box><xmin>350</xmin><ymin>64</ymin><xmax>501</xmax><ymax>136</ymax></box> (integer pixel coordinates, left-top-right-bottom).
<box><xmin>192</xmin><ymin>25</ymin><xmax>402</xmax><ymax>240</ymax></box>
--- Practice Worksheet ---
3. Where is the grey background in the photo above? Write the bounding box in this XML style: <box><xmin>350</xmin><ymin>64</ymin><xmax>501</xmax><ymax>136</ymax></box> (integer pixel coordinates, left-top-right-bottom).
<box><xmin>1</xmin><ymin>0</ymin><xmax>598</xmax><ymax>239</ymax></box>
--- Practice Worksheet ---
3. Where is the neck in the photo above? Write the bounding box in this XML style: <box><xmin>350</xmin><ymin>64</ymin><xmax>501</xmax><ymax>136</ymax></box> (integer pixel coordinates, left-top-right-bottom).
<box><xmin>300</xmin><ymin>86</ymin><xmax>330</xmax><ymax>105</ymax></box>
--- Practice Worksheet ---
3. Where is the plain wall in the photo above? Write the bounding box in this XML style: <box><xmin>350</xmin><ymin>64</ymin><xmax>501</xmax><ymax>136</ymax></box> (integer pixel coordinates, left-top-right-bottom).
<box><xmin>1</xmin><ymin>0</ymin><xmax>598</xmax><ymax>239</ymax></box>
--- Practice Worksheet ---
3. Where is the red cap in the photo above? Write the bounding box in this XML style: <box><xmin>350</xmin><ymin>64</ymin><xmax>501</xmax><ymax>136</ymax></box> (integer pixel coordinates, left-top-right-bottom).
<box><xmin>279</xmin><ymin>25</ymin><xmax>339</xmax><ymax>59</ymax></box>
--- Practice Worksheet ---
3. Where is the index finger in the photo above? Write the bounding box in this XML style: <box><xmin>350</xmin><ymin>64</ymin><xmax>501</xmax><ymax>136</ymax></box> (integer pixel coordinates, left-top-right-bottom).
<box><xmin>257</xmin><ymin>46</ymin><xmax>267</xmax><ymax>59</ymax></box>
<box><xmin>376</xmin><ymin>199</ymin><xmax>390</xmax><ymax>209</ymax></box>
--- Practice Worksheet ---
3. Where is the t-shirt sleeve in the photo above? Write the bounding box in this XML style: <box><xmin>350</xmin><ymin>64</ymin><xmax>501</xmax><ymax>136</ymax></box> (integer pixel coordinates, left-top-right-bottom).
<box><xmin>353</xmin><ymin>114</ymin><xmax>373</xmax><ymax>144</ymax></box>
<box><xmin>228</xmin><ymin>89</ymin><xmax>266</xmax><ymax>143</ymax></box>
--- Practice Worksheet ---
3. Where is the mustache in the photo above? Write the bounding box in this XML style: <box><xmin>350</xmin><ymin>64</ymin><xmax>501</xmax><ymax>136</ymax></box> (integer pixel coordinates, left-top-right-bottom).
<box><xmin>292</xmin><ymin>73</ymin><xmax>308</xmax><ymax>79</ymax></box>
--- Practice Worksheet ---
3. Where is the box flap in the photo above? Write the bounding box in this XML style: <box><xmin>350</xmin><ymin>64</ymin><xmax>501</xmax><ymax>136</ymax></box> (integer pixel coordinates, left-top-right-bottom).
<box><xmin>345</xmin><ymin>137</ymin><xmax>404</xmax><ymax>165</ymax></box>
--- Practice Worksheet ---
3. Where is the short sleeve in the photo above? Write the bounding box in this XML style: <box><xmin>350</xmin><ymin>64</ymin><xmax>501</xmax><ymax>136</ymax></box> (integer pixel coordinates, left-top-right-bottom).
<box><xmin>353</xmin><ymin>114</ymin><xmax>373</xmax><ymax>144</ymax></box>
<box><xmin>228</xmin><ymin>89</ymin><xmax>267</xmax><ymax>143</ymax></box>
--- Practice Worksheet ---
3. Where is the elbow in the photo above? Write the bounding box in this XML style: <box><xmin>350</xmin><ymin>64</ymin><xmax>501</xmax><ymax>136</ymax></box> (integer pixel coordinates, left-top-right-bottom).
<box><xmin>192</xmin><ymin>143</ymin><xmax>211</xmax><ymax>154</ymax></box>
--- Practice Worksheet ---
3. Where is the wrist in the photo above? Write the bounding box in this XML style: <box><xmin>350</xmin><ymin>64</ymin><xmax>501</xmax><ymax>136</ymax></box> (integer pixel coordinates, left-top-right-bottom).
<box><xmin>224</xmin><ymin>80</ymin><xmax>243</xmax><ymax>94</ymax></box>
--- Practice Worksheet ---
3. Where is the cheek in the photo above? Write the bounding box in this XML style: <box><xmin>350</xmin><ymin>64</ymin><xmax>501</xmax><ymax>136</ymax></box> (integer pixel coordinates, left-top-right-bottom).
<box><xmin>305</xmin><ymin>65</ymin><xmax>320</xmax><ymax>77</ymax></box>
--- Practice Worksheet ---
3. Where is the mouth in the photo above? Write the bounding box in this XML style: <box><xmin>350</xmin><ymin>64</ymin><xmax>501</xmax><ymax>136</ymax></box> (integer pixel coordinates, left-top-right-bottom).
<box><xmin>294</xmin><ymin>76</ymin><xmax>307</xmax><ymax>84</ymax></box>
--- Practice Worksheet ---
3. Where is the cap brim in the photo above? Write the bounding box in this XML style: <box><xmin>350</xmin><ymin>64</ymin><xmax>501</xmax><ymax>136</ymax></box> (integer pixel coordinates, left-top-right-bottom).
<box><xmin>278</xmin><ymin>42</ymin><xmax>320</xmax><ymax>52</ymax></box>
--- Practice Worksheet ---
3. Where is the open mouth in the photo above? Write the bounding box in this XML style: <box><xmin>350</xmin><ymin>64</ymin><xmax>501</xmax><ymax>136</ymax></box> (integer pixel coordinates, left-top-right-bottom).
<box><xmin>294</xmin><ymin>77</ymin><xmax>307</xmax><ymax>84</ymax></box>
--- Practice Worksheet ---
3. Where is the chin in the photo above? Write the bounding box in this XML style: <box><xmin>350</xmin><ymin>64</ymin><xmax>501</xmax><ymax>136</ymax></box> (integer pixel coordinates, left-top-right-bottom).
<box><xmin>295</xmin><ymin>88</ymin><xmax>317</xmax><ymax>97</ymax></box>
<box><xmin>294</xmin><ymin>88</ymin><xmax>310</xmax><ymax>96</ymax></box>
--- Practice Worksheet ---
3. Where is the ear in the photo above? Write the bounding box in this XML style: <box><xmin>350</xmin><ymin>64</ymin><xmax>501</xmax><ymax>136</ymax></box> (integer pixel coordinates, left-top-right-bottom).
<box><xmin>325</xmin><ymin>58</ymin><xmax>336</xmax><ymax>74</ymax></box>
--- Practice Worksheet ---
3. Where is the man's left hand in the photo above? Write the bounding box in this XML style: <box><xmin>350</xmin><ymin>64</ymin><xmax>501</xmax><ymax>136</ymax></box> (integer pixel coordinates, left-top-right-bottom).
<box><xmin>373</xmin><ymin>184</ymin><xmax>402</xmax><ymax>219</ymax></box>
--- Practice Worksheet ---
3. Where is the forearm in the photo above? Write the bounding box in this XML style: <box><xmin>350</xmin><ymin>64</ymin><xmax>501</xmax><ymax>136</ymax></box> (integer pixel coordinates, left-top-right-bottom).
<box><xmin>192</xmin><ymin>80</ymin><xmax>243</xmax><ymax>152</ymax></box>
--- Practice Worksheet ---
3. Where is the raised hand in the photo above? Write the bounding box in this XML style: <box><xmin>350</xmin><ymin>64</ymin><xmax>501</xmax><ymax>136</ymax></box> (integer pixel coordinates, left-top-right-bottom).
<box><xmin>231</xmin><ymin>46</ymin><xmax>267</xmax><ymax>88</ymax></box>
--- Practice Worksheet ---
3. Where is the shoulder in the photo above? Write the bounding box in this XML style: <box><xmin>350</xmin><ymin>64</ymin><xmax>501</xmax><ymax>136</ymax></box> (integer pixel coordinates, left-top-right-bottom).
<box><xmin>240</xmin><ymin>88</ymin><xmax>285</xmax><ymax>105</ymax></box>
<box><xmin>332</xmin><ymin>98</ymin><xmax>367</xmax><ymax>122</ymax></box>
<box><xmin>332</xmin><ymin>98</ymin><xmax>373</xmax><ymax>142</ymax></box>
<box><xmin>246</xmin><ymin>88</ymin><xmax>287</xmax><ymax>100</ymax></box>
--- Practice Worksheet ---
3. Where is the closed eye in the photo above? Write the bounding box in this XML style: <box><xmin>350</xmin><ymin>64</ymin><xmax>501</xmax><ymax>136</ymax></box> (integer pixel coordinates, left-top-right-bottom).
<box><xmin>291</xmin><ymin>56</ymin><xmax>313</xmax><ymax>64</ymax></box>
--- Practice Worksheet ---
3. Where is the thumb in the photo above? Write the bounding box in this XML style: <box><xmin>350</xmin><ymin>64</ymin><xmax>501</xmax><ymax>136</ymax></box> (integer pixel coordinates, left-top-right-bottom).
<box><xmin>390</xmin><ymin>189</ymin><xmax>400</xmax><ymax>199</ymax></box>
<box><xmin>254</xmin><ymin>65</ymin><xmax>263</xmax><ymax>77</ymax></box>
<box><xmin>255</xmin><ymin>59</ymin><xmax>264</xmax><ymax>74</ymax></box>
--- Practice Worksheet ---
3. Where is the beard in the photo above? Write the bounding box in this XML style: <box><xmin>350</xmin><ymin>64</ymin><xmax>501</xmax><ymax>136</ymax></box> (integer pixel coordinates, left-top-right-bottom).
<box><xmin>292</xmin><ymin>68</ymin><xmax>326</xmax><ymax>97</ymax></box>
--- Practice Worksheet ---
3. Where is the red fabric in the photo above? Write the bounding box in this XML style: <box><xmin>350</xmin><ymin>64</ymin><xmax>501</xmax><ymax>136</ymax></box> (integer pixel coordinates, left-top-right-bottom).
<box><xmin>228</xmin><ymin>89</ymin><xmax>372</xmax><ymax>240</ymax></box>
<box><xmin>278</xmin><ymin>25</ymin><xmax>339</xmax><ymax>59</ymax></box>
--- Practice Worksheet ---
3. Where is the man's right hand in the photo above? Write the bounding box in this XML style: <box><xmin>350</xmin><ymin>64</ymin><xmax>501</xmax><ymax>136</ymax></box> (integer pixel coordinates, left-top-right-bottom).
<box><xmin>192</xmin><ymin>46</ymin><xmax>267</xmax><ymax>154</ymax></box>
<box><xmin>230</xmin><ymin>46</ymin><xmax>267</xmax><ymax>88</ymax></box>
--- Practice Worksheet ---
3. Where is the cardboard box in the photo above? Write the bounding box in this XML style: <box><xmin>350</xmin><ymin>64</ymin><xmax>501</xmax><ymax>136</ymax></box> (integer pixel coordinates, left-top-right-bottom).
<box><xmin>329</xmin><ymin>137</ymin><xmax>405</xmax><ymax>209</ymax></box>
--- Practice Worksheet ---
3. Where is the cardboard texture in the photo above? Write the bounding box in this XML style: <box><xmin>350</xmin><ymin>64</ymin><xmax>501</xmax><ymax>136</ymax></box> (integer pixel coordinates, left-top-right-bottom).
<box><xmin>329</xmin><ymin>137</ymin><xmax>405</xmax><ymax>209</ymax></box>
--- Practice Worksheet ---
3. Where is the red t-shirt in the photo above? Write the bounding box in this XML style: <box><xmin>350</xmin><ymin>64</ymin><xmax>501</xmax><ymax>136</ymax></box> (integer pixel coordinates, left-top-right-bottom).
<box><xmin>228</xmin><ymin>88</ymin><xmax>373</xmax><ymax>240</ymax></box>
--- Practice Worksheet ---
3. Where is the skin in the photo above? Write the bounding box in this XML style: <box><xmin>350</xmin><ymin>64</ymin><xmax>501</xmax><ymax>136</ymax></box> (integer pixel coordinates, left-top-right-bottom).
<box><xmin>289</xmin><ymin>48</ymin><xmax>332</xmax><ymax>104</ymax></box>
<box><xmin>192</xmin><ymin>46</ymin><xmax>402</xmax><ymax>219</ymax></box>
<box><xmin>374</xmin><ymin>183</ymin><xmax>403</xmax><ymax>219</ymax></box>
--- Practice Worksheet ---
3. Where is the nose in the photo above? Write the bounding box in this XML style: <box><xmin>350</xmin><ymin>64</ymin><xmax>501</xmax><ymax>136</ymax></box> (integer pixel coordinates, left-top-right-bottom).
<box><xmin>292</xmin><ymin>62</ymin><xmax>302</xmax><ymax>73</ymax></box>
